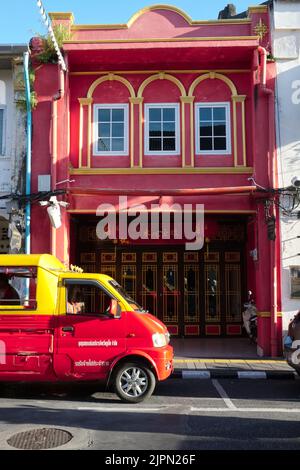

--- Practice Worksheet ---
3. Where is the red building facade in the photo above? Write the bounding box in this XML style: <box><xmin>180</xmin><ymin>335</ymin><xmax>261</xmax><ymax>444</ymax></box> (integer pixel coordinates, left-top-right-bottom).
<box><xmin>30</xmin><ymin>5</ymin><xmax>281</xmax><ymax>356</ymax></box>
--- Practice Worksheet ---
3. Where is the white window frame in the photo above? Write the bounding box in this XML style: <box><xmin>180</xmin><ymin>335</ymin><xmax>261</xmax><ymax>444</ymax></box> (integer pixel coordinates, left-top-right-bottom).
<box><xmin>144</xmin><ymin>103</ymin><xmax>180</xmax><ymax>156</ymax></box>
<box><xmin>195</xmin><ymin>102</ymin><xmax>231</xmax><ymax>155</ymax></box>
<box><xmin>0</xmin><ymin>106</ymin><xmax>6</xmax><ymax>157</ymax></box>
<box><xmin>93</xmin><ymin>103</ymin><xmax>129</xmax><ymax>156</ymax></box>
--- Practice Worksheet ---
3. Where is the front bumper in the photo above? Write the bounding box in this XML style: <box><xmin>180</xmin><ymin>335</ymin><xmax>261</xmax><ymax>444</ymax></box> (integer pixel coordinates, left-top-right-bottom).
<box><xmin>149</xmin><ymin>344</ymin><xmax>174</xmax><ymax>381</ymax></box>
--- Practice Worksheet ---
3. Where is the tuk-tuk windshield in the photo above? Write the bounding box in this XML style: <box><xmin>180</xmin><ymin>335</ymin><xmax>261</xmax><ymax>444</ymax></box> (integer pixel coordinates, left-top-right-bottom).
<box><xmin>108</xmin><ymin>279</ymin><xmax>145</xmax><ymax>312</ymax></box>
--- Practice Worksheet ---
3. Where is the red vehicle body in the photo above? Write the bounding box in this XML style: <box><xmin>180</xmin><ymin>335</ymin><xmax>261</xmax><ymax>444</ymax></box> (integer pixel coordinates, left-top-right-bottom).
<box><xmin>0</xmin><ymin>254</ymin><xmax>173</xmax><ymax>402</ymax></box>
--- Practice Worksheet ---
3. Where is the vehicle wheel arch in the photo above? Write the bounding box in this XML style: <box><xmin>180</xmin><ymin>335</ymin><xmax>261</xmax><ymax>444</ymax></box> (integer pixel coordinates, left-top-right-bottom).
<box><xmin>107</xmin><ymin>354</ymin><xmax>158</xmax><ymax>389</ymax></box>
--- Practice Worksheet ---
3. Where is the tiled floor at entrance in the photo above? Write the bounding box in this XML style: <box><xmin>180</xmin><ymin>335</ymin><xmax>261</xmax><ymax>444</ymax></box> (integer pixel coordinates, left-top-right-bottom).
<box><xmin>171</xmin><ymin>338</ymin><xmax>258</xmax><ymax>359</ymax></box>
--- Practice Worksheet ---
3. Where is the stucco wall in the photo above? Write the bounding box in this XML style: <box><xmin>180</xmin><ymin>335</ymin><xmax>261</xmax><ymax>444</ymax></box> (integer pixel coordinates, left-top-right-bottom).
<box><xmin>273</xmin><ymin>0</ymin><xmax>300</xmax><ymax>331</ymax></box>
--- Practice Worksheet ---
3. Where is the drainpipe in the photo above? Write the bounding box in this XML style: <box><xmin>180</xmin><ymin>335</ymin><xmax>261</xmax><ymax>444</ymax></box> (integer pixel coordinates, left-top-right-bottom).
<box><xmin>50</xmin><ymin>68</ymin><xmax>65</xmax><ymax>256</ymax></box>
<box><xmin>258</xmin><ymin>46</ymin><xmax>278</xmax><ymax>357</ymax></box>
<box><xmin>23</xmin><ymin>51</ymin><xmax>31</xmax><ymax>255</ymax></box>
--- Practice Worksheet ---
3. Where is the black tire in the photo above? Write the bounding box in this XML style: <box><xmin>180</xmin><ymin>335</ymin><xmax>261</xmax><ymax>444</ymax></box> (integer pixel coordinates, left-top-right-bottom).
<box><xmin>113</xmin><ymin>362</ymin><xmax>156</xmax><ymax>403</ymax></box>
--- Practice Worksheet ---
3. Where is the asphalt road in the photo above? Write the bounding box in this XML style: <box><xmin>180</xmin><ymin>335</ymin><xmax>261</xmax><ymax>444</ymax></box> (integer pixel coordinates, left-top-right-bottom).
<box><xmin>0</xmin><ymin>378</ymin><xmax>300</xmax><ymax>450</ymax></box>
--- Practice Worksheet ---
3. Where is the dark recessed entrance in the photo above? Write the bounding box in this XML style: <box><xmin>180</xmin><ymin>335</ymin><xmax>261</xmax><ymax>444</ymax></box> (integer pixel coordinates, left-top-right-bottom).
<box><xmin>71</xmin><ymin>215</ymin><xmax>247</xmax><ymax>337</ymax></box>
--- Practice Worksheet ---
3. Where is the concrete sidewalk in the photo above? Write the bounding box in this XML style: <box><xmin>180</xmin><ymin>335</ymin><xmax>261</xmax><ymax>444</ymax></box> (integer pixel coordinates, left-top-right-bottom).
<box><xmin>172</xmin><ymin>359</ymin><xmax>296</xmax><ymax>379</ymax></box>
<box><xmin>170</xmin><ymin>338</ymin><xmax>297</xmax><ymax>379</ymax></box>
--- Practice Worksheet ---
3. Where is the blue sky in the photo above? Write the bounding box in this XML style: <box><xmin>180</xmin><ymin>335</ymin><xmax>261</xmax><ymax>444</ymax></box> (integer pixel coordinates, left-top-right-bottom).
<box><xmin>1</xmin><ymin>0</ymin><xmax>257</xmax><ymax>44</ymax></box>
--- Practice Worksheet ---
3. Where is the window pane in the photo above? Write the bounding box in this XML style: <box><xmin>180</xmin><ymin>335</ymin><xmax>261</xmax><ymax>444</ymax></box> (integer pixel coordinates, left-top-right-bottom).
<box><xmin>112</xmin><ymin>122</ymin><xmax>124</xmax><ymax>137</ymax></box>
<box><xmin>149</xmin><ymin>138</ymin><xmax>162</xmax><ymax>151</ymax></box>
<box><xmin>213</xmin><ymin>107</ymin><xmax>226</xmax><ymax>120</ymax></box>
<box><xmin>214</xmin><ymin>123</ymin><xmax>226</xmax><ymax>136</ymax></box>
<box><xmin>200</xmin><ymin>137</ymin><xmax>213</xmax><ymax>151</ymax></box>
<box><xmin>149</xmin><ymin>122</ymin><xmax>161</xmax><ymax>137</ymax></box>
<box><xmin>163</xmin><ymin>122</ymin><xmax>175</xmax><ymax>137</ymax></box>
<box><xmin>99</xmin><ymin>123</ymin><xmax>110</xmax><ymax>138</ymax></box>
<box><xmin>111</xmin><ymin>138</ymin><xmax>124</xmax><ymax>151</ymax></box>
<box><xmin>98</xmin><ymin>109</ymin><xmax>110</xmax><ymax>122</ymax></box>
<box><xmin>149</xmin><ymin>108</ymin><xmax>161</xmax><ymax>121</ymax></box>
<box><xmin>163</xmin><ymin>138</ymin><xmax>176</xmax><ymax>151</ymax></box>
<box><xmin>200</xmin><ymin>122</ymin><xmax>212</xmax><ymax>137</ymax></box>
<box><xmin>0</xmin><ymin>109</ymin><xmax>3</xmax><ymax>154</ymax></box>
<box><xmin>98</xmin><ymin>138</ymin><xmax>110</xmax><ymax>152</ymax></box>
<box><xmin>199</xmin><ymin>107</ymin><xmax>212</xmax><ymax>121</ymax></box>
<box><xmin>163</xmin><ymin>108</ymin><xmax>175</xmax><ymax>121</ymax></box>
<box><xmin>112</xmin><ymin>108</ymin><xmax>124</xmax><ymax>122</ymax></box>
<box><xmin>214</xmin><ymin>138</ymin><xmax>227</xmax><ymax>150</ymax></box>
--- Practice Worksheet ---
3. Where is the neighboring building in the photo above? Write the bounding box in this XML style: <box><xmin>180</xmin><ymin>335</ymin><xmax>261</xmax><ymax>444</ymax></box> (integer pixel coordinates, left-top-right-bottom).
<box><xmin>271</xmin><ymin>0</ymin><xmax>300</xmax><ymax>338</ymax></box>
<box><xmin>30</xmin><ymin>4</ymin><xmax>281</xmax><ymax>355</ymax></box>
<box><xmin>0</xmin><ymin>45</ymin><xmax>27</xmax><ymax>253</ymax></box>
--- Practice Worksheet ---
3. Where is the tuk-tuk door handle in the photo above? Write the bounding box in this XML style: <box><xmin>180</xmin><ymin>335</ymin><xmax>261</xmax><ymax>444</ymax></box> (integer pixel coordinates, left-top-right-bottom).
<box><xmin>62</xmin><ymin>326</ymin><xmax>74</xmax><ymax>333</ymax></box>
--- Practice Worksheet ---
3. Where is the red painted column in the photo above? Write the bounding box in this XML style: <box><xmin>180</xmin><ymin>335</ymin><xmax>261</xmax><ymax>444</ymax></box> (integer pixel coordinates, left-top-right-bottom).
<box><xmin>255</xmin><ymin>205</ymin><xmax>271</xmax><ymax>356</ymax></box>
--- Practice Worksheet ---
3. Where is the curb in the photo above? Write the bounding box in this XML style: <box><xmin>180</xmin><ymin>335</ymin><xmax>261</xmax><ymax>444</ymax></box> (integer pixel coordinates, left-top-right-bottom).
<box><xmin>171</xmin><ymin>369</ymin><xmax>297</xmax><ymax>380</ymax></box>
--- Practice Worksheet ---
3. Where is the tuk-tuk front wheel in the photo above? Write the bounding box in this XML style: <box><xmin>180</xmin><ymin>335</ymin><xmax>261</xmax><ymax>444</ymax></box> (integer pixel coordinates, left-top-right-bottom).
<box><xmin>114</xmin><ymin>362</ymin><xmax>156</xmax><ymax>403</ymax></box>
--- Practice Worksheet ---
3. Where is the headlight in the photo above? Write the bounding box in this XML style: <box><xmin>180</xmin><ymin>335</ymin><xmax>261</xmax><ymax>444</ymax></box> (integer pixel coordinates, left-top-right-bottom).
<box><xmin>152</xmin><ymin>332</ymin><xmax>167</xmax><ymax>347</ymax></box>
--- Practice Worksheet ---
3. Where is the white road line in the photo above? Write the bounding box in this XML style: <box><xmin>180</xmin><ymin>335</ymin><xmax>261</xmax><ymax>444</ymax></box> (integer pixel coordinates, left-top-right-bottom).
<box><xmin>212</xmin><ymin>379</ymin><xmax>237</xmax><ymax>410</ymax></box>
<box><xmin>191</xmin><ymin>407</ymin><xmax>300</xmax><ymax>413</ymax></box>
<box><xmin>238</xmin><ymin>371</ymin><xmax>267</xmax><ymax>379</ymax></box>
<box><xmin>76</xmin><ymin>406</ymin><xmax>165</xmax><ymax>413</ymax></box>
<box><xmin>182</xmin><ymin>370</ymin><xmax>211</xmax><ymax>379</ymax></box>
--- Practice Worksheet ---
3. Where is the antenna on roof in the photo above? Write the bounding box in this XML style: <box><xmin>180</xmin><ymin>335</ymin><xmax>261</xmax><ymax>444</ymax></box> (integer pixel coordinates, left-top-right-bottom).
<box><xmin>36</xmin><ymin>0</ymin><xmax>67</xmax><ymax>72</ymax></box>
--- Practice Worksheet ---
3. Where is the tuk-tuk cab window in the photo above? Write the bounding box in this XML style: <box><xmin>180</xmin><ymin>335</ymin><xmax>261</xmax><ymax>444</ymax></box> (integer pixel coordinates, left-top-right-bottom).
<box><xmin>0</xmin><ymin>267</ymin><xmax>37</xmax><ymax>309</ymax></box>
<box><xmin>65</xmin><ymin>282</ymin><xmax>111</xmax><ymax>315</ymax></box>
<box><xmin>291</xmin><ymin>267</ymin><xmax>300</xmax><ymax>299</ymax></box>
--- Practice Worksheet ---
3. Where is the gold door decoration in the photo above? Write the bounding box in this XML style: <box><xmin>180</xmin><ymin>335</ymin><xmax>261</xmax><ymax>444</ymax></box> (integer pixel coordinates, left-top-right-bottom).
<box><xmin>122</xmin><ymin>264</ymin><xmax>136</xmax><ymax>299</ymax></box>
<box><xmin>80</xmin><ymin>252</ymin><xmax>96</xmax><ymax>264</ymax></box>
<box><xmin>99</xmin><ymin>265</ymin><xmax>116</xmax><ymax>311</ymax></box>
<box><xmin>184</xmin><ymin>264</ymin><xmax>199</xmax><ymax>322</ymax></box>
<box><xmin>163</xmin><ymin>264</ymin><xmax>179</xmax><ymax>322</ymax></box>
<box><xmin>225</xmin><ymin>264</ymin><xmax>241</xmax><ymax>322</ymax></box>
<box><xmin>142</xmin><ymin>264</ymin><xmax>157</xmax><ymax>316</ymax></box>
<box><xmin>101</xmin><ymin>252</ymin><xmax>116</xmax><ymax>263</ymax></box>
<box><xmin>205</xmin><ymin>264</ymin><xmax>221</xmax><ymax>322</ymax></box>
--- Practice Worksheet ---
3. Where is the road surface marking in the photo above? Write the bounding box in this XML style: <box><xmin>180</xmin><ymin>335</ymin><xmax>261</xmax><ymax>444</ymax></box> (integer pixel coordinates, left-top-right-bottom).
<box><xmin>212</xmin><ymin>379</ymin><xmax>237</xmax><ymax>410</ymax></box>
<box><xmin>191</xmin><ymin>407</ymin><xmax>300</xmax><ymax>413</ymax></box>
<box><xmin>182</xmin><ymin>370</ymin><xmax>211</xmax><ymax>379</ymax></box>
<box><xmin>238</xmin><ymin>371</ymin><xmax>267</xmax><ymax>379</ymax></box>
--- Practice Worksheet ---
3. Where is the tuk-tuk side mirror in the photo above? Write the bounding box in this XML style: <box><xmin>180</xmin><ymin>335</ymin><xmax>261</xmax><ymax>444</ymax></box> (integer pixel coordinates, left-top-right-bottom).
<box><xmin>109</xmin><ymin>299</ymin><xmax>122</xmax><ymax>318</ymax></box>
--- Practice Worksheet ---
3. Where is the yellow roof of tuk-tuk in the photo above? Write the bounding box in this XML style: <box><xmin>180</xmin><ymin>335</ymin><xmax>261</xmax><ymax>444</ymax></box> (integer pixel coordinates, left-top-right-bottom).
<box><xmin>0</xmin><ymin>254</ymin><xmax>65</xmax><ymax>271</ymax></box>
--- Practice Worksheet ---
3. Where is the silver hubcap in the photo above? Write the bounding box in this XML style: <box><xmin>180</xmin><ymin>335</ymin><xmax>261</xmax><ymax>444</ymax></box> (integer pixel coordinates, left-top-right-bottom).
<box><xmin>120</xmin><ymin>367</ymin><xmax>148</xmax><ymax>397</ymax></box>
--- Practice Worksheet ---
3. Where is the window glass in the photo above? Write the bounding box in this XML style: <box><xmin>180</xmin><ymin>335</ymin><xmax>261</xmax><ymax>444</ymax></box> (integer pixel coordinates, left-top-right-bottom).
<box><xmin>0</xmin><ymin>267</ymin><xmax>37</xmax><ymax>308</ymax></box>
<box><xmin>147</xmin><ymin>105</ymin><xmax>178</xmax><ymax>153</ymax></box>
<box><xmin>66</xmin><ymin>282</ymin><xmax>112</xmax><ymax>315</ymax></box>
<box><xmin>95</xmin><ymin>105</ymin><xmax>127</xmax><ymax>154</ymax></box>
<box><xmin>291</xmin><ymin>267</ymin><xmax>300</xmax><ymax>299</ymax></box>
<box><xmin>197</xmin><ymin>104</ymin><xmax>230</xmax><ymax>154</ymax></box>
<box><xmin>0</xmin><ymin>109</ymin><xmax>4</xmax><ymax>155</ymax></box>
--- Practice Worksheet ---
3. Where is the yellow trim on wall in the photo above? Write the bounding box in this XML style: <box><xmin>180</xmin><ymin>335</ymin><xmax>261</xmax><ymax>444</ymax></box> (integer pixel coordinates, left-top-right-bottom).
<box><xmin>248</xmin><ymin>6</ymin><xmax>268</xmax><ymax>14</ymax></box>
<box><xmin>137</xmin><ymin>72</ymin><xmax>186</xmax><ymax>98</ymax></box>
<box><xmin>79</xmin><ymin>101</ymin><xmax>83</xmax><ymax>168</ymax></box>
<box><xmin>232</xmin><ymin>99</ymin><xmax>238</xmax><ymax>166</ymax></box>
<box><xmin>188</xmin><ymin>72</ymin><xmax>238</xmax><ymax>96</ymax></box>
<box><xmin>70</xmin><ymin>166</ymin><xmax>253</xmax><ymax>175</ymax></box>
<box><xmin>242</xmin><ymin>99</ymin><xmax>247</xmax><ymax>167</ymax></box>
<box><xmin>87</xmin><ymin>73</ymin><xmax>136</xmax><ymax>98</ymax></box>
<box><xmin>49</xmin><ymin>12</ymin><xmax>74</xmax><ymax>23</ymax></box>
<box><xmin>67</xmin><ymin>5</ymin><xmax>252</xmax><ymax>31</ymax></box>
<box><xmin>70</xmin><ymin>69</ymin><xmax>252</xmax><ymax>76</ymax></box>
<box><xmin>87</xmin><ymin>102</ymin><xmax>92</xmax><ymax>168</ymax></box>
<box><xmin>64</xmin><ymin>36</ymin><xmax>259</xmax><ymax>44</ymax></box>
<box><xmin>139</xmin><ymin>99</ymin><xmax>143</xmax><ymax>167</ymax></box>
<box><xmin>78</xmin><ymin>97</ymin><xmax>93</xmax><ymax>105</ymax></box>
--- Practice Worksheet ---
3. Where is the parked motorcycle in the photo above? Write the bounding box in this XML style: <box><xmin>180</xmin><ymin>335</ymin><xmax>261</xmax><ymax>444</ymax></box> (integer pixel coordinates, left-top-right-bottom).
<box><xmin>242</xmin><ymin>291</ymin><xmax>257</xmax><ymax>343</ymax></box>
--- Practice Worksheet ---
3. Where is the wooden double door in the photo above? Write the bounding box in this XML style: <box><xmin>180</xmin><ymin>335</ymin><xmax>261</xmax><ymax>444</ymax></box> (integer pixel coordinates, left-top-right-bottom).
<box><xmin>79</xmin><ymin>243</ymin><xmax>245</xmax><ymax>337</ymax></box>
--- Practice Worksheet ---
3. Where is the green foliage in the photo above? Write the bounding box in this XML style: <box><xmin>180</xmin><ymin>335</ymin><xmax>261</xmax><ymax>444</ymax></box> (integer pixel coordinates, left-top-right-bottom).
<box><xmin>15</xmin><ymin>68</ymin><xmax>38</xmax><ymax>112</ymax></box>
<box><xmin>37</xmin><ymin>24</ymin><xmax>71</xmax><ymax>64</ymax></box>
